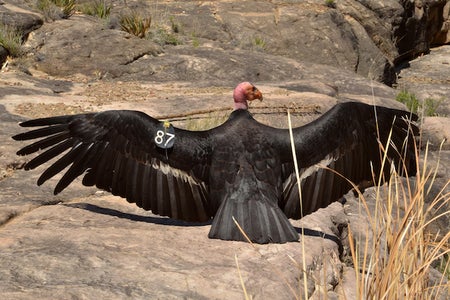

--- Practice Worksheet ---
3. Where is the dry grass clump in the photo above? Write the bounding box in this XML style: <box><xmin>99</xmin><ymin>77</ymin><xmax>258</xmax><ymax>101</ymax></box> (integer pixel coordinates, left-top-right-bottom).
<box><xmin>348</xmin><ymin>139</ymin><xmax>449</xmax><ymax>299</ymax></box>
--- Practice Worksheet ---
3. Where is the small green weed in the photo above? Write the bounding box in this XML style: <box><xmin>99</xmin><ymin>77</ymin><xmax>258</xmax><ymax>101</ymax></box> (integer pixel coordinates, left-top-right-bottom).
<box><xmin>0</xmin><ymin>24</ymin><xmax>23</xmax><ymax>57</ymax></box>
<box><xmin>191</xmin><ymin>34</ymin><xmax>200</xmax><ymax>48</ymax></box>
<box><xmin>169</xmin><ymin>16</ymin><xmax>180</xmax><ymax>33</ymax></box>
<box><xmin>396</xmin><ymin>90</ymin><xmax>441</xmax><ymax>116</ymax></box>
<box><xmin>37</xmin><ymin>0</ymin><xmax>75</xmax><ymax>20</ymax></box>
<box><xmin>151</xmin><ymin>27</ymin><xmax>181</xmax><ymax>46</ymax></box>
<box><xmin>396</xmin><ymin>90</ymin><xmax>420</xmax><ymax>113</ymax></box>
<box><xmin>436</xmin><ymin>252</ymin><xmax>450</xmax><ymax>280</ymax></box>
<box><xmin>324</xmin><ymin>0</ymin><xmax>336</xmax><ymax>8</ymax></box>
<box><xmin>423</xmin><ymin>97</ymin><xmax>442</xmax><ymax>116</ymax></box>
<box><xmin>79</xmin><ymin>0</ymin><xmax>112</xmax><ymax>19</ymax></box>
<box><xmin>120</xmin><ymin>11</ymin><xmax>151</xmax><ymax>38</ymax></box>
<box><xmin>253</xmin><ymin>36</ymin><xmax>266</xmax><ymax>51</ymax></box>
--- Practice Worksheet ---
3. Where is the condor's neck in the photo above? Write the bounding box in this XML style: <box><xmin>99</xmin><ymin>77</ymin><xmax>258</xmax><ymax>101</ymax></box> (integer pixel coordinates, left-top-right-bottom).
<box><xmin>233</xmin><ymin>102</ymin><xmax>248</xmax><ymax>110</ymax></box>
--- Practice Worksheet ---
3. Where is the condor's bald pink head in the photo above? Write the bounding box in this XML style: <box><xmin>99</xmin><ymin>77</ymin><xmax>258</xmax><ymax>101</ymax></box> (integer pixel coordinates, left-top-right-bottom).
<box><xmin>233</xmin><ymin>82</ymin><xmax>263</xmax><ymax>110</ymax></box>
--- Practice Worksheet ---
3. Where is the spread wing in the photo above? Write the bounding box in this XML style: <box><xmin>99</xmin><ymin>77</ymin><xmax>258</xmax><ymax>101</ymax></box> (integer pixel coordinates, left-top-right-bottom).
<box><xmin>276</xmin><ymin>102</ymin><xmax>418</xmax><ymax>219</ymax></box>
<box><xmin>12</xmin><ymin>110</ymin><xmax>213</xmax><ymax>222</ymax></box>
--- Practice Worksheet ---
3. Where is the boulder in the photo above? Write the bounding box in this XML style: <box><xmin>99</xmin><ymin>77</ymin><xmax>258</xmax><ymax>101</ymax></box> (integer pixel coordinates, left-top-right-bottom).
<box><xmin>395</xmin><ymin>0</ymin><xmax>449</xmax><ymax>61</ymax></box>
<box><xmin>24</xmin><ymin>15</ymin><xmax>161</xmax><ymax>78</ymax></box>
<box><xmin>0</xmin><ymin>1</ymin><xmax>43</xmax><ymax>36</ymax></box>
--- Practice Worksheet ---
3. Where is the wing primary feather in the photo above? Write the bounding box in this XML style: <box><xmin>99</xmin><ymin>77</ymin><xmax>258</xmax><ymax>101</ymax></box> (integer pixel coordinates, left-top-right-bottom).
<box><xmin>95</xmin><ymin>147</ymin><xmax>116</xmax><ymax>191</ymax></box>
<box><xmin>24</xmin><ymin>139</ymin><xmax>73</xmax><ymax>170</ymax></box>
<box><xmin>13</xmin><ymin>124</ymin><xmax>68</xmax><ymax>141</ymax></box>
<box><xmin>37</xmin><ymin>142</ymin><xmax>84</xmax><ymax>187</ymax></box>
<box><xmin>81</xmin><ymin>142</ymin><xmax>109</xmax><ymax>186</ymax></box>
<box><xmin>54</xmin><ymin>143</ymin><xmax>95</xmax><ymax>194</ymax></box>
<box><xmin>18</xmin><ymin>115</ymin><xmax>75</xmax><ymax>127</ymax></box>
<box><xmin>17</xmin><ymin>132</ymin><xmax>71</xmax><ymax>155</ymax></box>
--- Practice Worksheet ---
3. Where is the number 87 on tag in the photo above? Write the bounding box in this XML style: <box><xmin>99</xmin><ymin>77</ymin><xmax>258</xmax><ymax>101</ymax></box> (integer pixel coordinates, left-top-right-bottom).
<box><xmin>154</xmin><ymin>121</ymin><xmax>175</xmax><ymax>149</ymax></box>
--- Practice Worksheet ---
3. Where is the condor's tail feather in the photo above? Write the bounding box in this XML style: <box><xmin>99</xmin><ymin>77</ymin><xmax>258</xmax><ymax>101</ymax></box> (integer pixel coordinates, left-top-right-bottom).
<box><xmin>208</xmin><ymin>195</ymin><xmax>299</xmax><ymax>244</ymax></box>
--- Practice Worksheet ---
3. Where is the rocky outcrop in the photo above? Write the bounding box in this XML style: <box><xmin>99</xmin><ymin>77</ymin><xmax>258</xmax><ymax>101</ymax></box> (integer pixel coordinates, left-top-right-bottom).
<box><xmin>0</xmin><ymin>1</ymin><xmax>43</xmax><ymax>34</ymax></box>
<box><xmin>0</xmin><ymin>0</ymin><xmax>449</xmax><ymax>299</ymax></box>
<box><xmin>1</xmin><ymin>0</ymin><xmax>448</xmax><ymax>85</ymax></box>
<box><xmin>395</xmin><ymin>0</ymin><xmax>449</xmax><ymax>61</ymax></box>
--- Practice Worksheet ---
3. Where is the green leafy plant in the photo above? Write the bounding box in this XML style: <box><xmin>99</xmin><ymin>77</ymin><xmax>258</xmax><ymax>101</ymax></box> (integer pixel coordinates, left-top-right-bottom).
<box><xmin>396</xmin><ymin>90</ymin><xmax>442</xmax><ymax>116</ymax></box>
<box><xmin>79</xmin><ymin>0</ymin><xmax>112</xmax><ymax>19</ymax></box>
<box><xmin>0</xmin><ymin>24</ymin><xmax>23</xmax><ymax>57</ymax></box>
<box><xmin>396</xmin><ymin>90</ymin><xmax>420</xmax><ymax>113</ymax></box>
<box><xmin>120</xmin><ymin>11</ymin><xmax>151</xmax><ymax>38</ymax></box>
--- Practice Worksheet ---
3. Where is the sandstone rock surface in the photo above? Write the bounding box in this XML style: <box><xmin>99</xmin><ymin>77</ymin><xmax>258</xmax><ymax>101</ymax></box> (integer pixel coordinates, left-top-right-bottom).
<box><xmin>0</xmin><ymin>0</ymin><xmax>449</xmax><ymax>299</ymax></box>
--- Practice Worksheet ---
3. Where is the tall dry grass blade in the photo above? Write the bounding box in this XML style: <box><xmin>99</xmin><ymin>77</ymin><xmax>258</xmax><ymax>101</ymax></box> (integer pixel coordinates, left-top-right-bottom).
<box><xmin>287</xmin><ymin>109</ymin><xmax>309</xmax><ymax>300</ymax></box>
<box><xmin>232</xmin><ymin>216</ymin><xmax>255</xmax><ymax>248</ymax></box>
<box><xmin>235</xmin><ymin>254</ymin><xmax>251</xmax><ymax>300</ymax></box>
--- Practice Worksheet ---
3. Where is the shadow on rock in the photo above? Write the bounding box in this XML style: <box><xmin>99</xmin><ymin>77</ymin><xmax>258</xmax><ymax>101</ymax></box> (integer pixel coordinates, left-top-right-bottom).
<box><xmin>64</xmin><ymin>202</ymin><xmax>212</xmax><ymax>227</ymax></box>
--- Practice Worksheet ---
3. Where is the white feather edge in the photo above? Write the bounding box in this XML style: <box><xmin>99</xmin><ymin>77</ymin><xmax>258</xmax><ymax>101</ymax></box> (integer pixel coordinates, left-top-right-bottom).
<box><xmin>151</xmin><ymin>158</ymin><xmax>206</xmax><ymax>190</ymax></box>
<box><xmin>283</xmin><ymin>154</ymin><xmax>336</xmax><ymax>192</ymax></box>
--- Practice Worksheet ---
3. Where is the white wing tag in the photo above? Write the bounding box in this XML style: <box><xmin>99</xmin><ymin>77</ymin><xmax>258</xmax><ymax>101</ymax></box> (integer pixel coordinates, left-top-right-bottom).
<box><xmin>154</xmin><ymin>121</ymin><xmax>175</xmax><ymax>149</ymax></box>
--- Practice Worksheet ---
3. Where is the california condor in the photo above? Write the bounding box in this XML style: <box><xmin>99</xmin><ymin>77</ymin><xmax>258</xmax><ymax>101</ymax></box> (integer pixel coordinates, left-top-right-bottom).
<box><xmin>12</xmin><ymin>82</ymin><xmax>418</xmax><ymax>243</ymax></box>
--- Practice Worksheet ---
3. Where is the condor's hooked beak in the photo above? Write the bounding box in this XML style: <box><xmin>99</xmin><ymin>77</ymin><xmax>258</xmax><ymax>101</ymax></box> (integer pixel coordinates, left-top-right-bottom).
<box><xmin>248</xmin><ymin>86</ymin><xmax>263</xmax><ymax>102</ymax></box>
